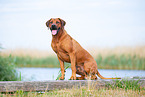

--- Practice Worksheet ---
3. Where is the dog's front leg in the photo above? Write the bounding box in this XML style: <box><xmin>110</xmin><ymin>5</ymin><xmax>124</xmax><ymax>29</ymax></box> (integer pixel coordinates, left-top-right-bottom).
<box><xmin>58</xmin><ymin>56</ymin><xmax>65</xmax><ymax>80</ymax></box>
<box><xmin>69</xmin><ymin>52</ymin><xmax>76</xmax><ymax>80</ymax></box>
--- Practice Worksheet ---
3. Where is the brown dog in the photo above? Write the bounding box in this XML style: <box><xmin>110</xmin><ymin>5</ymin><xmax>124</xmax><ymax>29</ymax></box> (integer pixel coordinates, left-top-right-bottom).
<box><xmin>46</xmin><ymin>18</ymin><xmax>121</xmax><ymax>80</ymax></box>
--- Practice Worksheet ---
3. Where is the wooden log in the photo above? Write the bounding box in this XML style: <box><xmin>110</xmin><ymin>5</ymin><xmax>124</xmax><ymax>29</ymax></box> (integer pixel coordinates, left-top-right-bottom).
<box><xmin>0</xmin><ymin>79</ymin><xmax>145</xmax><ymax>92</ymax></box>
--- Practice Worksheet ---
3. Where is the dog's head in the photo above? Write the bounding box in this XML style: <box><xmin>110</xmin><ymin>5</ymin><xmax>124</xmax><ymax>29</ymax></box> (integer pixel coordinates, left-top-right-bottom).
<box><xmin>46</xmin><ymin>18</ymin><xmax>66</xmax><ymax>35</ymax></box>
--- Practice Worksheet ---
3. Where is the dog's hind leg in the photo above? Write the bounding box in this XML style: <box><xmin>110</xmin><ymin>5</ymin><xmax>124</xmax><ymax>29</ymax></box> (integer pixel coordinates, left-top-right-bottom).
<box><xmin>91</xmin><ymin>74</ymin><xmax>98</xmax><ymax>80</ymax></box>
<box><xmin>76</xmin><ymin>76</ymin><xmax>85</xmax><ymax>80</ymax></box>
<box><xmin>76</xmin><ymin>65</ymin><xmax>86</xmax><ymax>80</ymax></box>
<box><xmin>84</xmin><ymin>61</ymin><xmax>98</xmax><ymax>80</ymax></box>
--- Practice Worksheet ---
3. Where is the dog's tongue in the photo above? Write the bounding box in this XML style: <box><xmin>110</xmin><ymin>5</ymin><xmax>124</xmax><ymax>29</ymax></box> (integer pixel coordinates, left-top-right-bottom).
<box><xmin>52</xmin><ymin>30</ymin><xmax>57</xmax><ymax>35</ymax></box>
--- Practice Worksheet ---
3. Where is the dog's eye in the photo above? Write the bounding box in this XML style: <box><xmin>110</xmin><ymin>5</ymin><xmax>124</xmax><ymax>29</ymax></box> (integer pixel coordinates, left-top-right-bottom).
<box><xmin>56</xmin><ymin>21</ymin><xmax>59</xmax><ymax>24</ymax></box>
<box><xmin>50</xmin><ymin>21</ymin><xmax>53</xmax><ymax>24</ymax></box>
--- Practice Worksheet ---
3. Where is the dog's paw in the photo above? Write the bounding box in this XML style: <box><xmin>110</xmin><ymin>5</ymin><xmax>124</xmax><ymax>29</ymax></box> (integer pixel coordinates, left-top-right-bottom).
<box><xmin>59</xmin><ymin>76</ymin><xmax>65</xmax><ymax>80</ymax></box>
<box><xmin>76</xmin><ymin>77</ymin><xmax>85</xmax><ymax>80</ymax></box>
<box><xmin>69</xmin><ymin>75</ymin><xmax>76</xmax><ymax>80</ymax></box>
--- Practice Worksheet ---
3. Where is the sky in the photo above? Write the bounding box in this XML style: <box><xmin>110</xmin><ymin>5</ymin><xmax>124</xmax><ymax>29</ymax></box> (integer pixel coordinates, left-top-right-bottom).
<box><xmin>0</xmin><ymin>0</ymin><xmax>145</xmax><ymax>51</ymax></box>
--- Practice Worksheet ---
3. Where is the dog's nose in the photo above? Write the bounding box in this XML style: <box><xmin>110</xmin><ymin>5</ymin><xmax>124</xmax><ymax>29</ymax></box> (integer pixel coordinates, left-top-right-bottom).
<box><xmin>51</xmin><ymin>24</ymin><xmax>57</xmax><ymax>29</ymax></box>
<box><xmin>51</xmin><ymin>24</ymin><xmax>56</xmax><ymax>27</ymax></box>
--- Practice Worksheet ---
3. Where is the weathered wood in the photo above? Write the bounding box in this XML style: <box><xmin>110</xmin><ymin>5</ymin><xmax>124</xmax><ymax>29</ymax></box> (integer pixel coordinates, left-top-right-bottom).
<box><xmin>0</xmin><ymin>79</ymin><xmax>145</xmax><ymax>92</ymax></box>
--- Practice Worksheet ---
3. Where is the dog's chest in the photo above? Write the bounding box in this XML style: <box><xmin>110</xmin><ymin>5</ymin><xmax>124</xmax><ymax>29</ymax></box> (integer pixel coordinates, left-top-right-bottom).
<box><xmin>51</xmin><ymin>42</ymin><xmax>61</xmax><ymax>53</ymax></box>
<box><xmin>51</xmin><ymin>42</ymin><xmax>70</xmax><ymax>62</ymax></box>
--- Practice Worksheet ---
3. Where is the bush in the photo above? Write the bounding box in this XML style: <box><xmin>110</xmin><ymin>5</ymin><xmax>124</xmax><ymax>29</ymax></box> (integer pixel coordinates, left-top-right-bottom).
<box><xmin>0</xmin><ymin>55</ymin><xmax>19</xmax><ymax>81</ymax></box>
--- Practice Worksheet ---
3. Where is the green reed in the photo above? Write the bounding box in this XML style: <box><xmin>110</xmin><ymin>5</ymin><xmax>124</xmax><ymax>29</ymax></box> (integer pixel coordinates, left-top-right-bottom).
<box><xmin>96</xmin><ymin>54</ymin><xmax>145</xmax><ymax>70</ymax></box>
<box><xmin>8</xmin><ymin>56</ymin><xmax>59</xmax><ymax>68</ymax></box>
<box><xmin>1</xmin><ymin>54</ymin><xmax>144</xmax><ymax>70</ymax></box>
<box><xmin>0</xmin><ymin>55</ymin><xmax>20</xmax><ymax>81</ymax></box>
<box><xmin>106</xmin><ymin>79</ymin><xmax>143</xmax><ymax>91</ymax></box>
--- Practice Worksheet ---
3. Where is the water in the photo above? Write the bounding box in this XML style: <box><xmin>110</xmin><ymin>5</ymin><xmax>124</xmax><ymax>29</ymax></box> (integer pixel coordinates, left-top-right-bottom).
<box><xmin>17</xmin><ymin>68</ymin><xmax>145</xmax><ymax>81</ymax></box>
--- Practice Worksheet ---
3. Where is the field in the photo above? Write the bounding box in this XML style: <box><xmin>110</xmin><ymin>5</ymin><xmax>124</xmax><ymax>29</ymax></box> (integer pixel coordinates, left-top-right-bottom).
<box><xmin>1</xmin><ymin>88</ymin><xmax>144</xmax><ymax>97</ymax></box>
<box><xmin>0</xmin><ymin>79</ymin><xmax>145</xmax><ymax>97</ymax></box>
<box><xmin>0</xmin><ymin>46</ymin><xmax>145</xmax><ymax>70</ymax></box>
<box><xmin>0</xmin><ymin>46</ymin><xmax>145</xmax><ymax>96</ymax></box>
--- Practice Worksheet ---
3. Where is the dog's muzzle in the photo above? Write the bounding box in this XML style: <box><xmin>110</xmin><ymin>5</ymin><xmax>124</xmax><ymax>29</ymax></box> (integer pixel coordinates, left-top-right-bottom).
<box><xmin>50</xmin><ymin>24</ymin><xmax>60</xmax><ymax>35</ymax></box>
<box><xmin>51</xmin><ymin>24</ymin><xmax>57</xmax><ymax>30</ymax></box>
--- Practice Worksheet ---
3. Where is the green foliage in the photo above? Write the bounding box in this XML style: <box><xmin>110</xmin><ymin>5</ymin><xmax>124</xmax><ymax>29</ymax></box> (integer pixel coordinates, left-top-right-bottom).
<box><xmin>56</xmin><ymin>63</ymin><xmax>71</xmax><ymax>80</ymax></box>
<box><xmin>9</xmin><ymin>56</ymin><xmax>59</xmax><ymax>68</ymax></box>
<box><xmin>16</xmin><ymin>90</ymin><xmax>24</xmax><ymax>95</ymax></box>
<box><xmin>107</xmin><ymin>79</ymin><xmax>142</xmax><ymax>91</ymax></box>
<box><xmin>96</xmin><ymin>54</ymin><xmax>145</xmax><ymax>70</ymax></box>
<box><xmin>0</xmin><ymin>55</ymin><xmax>19</xmax><ymax>81</ymax></box>
<box><xmin>0</xmin><ymin>54</ymin><xmax>144</xmax><ymax>70</ymax></box>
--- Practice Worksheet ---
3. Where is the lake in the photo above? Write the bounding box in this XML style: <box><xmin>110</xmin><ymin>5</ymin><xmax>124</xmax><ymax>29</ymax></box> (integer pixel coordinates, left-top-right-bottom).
<box><xmin>17</xmin><ymin>68</ymin><xmax>145</xmax><ymax>81</ymax></box>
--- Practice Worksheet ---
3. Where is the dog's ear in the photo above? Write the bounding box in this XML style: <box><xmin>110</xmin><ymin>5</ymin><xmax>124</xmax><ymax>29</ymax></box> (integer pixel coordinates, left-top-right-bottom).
<box><xmin>58</xmin><ymin>18</ymin><xmax>66</xmax><ymax>27</ymax></box>
<box><xmin>46</xmin><ymin>18</ymin><xmax>52</xmax><ymax>27</ymax></box>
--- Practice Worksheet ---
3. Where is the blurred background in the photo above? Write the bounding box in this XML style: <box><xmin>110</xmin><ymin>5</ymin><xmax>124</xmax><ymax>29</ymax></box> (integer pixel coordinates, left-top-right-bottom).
<box><xmin>0</xmin><ymin>0</ymin><xmax>145</xmax><ymax>81</ymax></box>
<box><xmin>0</xmin><ymin>0</ymin><xmax>145</xmax><ymax>50</ymax></box>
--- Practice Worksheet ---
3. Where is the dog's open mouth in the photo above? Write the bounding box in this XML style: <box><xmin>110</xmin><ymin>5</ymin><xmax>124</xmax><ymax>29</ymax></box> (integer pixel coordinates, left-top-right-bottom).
<box><xmin>50</xmin><ymin>25</ymin><xmax>58</xmax><ymax>35</ymax></box>
<box><xmin>51</xmin><ymin>30</ymin><xmax>57</xmax><ymax>35</ymax></box>
<box><xmin>50</xmin><ymin>27</ymin><xmax>60</xmax><ymax>35</ymax></box>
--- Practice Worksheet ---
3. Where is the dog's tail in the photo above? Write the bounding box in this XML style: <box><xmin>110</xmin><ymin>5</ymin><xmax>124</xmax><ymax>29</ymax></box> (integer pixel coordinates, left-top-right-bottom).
<box><xmin>96</xmin><ymin>70</ymin><xmax>121</xmax><ymax>79</ymax></box>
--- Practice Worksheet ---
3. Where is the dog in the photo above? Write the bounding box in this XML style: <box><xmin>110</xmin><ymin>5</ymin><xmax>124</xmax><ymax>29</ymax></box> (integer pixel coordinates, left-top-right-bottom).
<box><xmin>46</xmin><ymin>18</ymin><xmax>121</xmax><ymax>80</ymax></box>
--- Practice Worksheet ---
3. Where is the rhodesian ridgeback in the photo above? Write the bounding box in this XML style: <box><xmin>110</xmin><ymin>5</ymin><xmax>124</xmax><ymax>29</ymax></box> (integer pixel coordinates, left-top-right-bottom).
<box><xmin>46</xmin><ymin>18</ymin><xmax>121</xmax><ymax>80</ymax></box>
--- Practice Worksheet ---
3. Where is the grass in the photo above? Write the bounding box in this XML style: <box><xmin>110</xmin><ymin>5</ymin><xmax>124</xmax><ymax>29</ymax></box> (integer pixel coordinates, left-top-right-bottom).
<box><xmin>0</xmin><ymin>46</ymin><xmax>144</xmax><ymax>96</ymax></box>
<box><xmin>0</xmin><ymin>79</ymin><xmax>145</xmax><ymax>97</ymax></box>
<box><xmin>106</xmin><ymin>79</ymin><xmax>142</xmax><ymax>91</ymax></box>
<box><xmin>0</xmin><ymin>55</ymin><xmax>20</xmax><ymax>81</ymax></box>
<box><xmin>43</xmin><ymin>87</ymin><xmax>145</xmax><ymax>97</ymax></box>
<box><xmin>9</xmin><ymin>56</ymin><xmax>59</xmax><ymax>68</ymax></box>
<box><xmin>96</xmin><ymin>54</ymin><xmax>145</xmax><ymax>70</ymax></box>
<box><xmin>0</xmin><ymin>45</ymin><xmax>21</xmax><ymax>81</ymax></box>
<box><xmin>0</xmin><ymin>54</ymin><xmax>144</xmax><ymax>70</ymax></box>
<box><xmin>56</xmin><ymin>63</ymin><xmax>71</xmax><ymax>80</ymax></box>
<box><xmin>0</xmin><ymin>46</ymin><xmax>145</xmax><ymax>70</ymax></box>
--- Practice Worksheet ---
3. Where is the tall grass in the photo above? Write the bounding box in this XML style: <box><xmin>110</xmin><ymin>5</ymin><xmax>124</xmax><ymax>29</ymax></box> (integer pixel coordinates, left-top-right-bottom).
<box><xmin>0</xmin><ymin>79</ymin><xmax>144</xmax><ymax>97</ymax></box>
<box><xmin>0</xmin><ymin>54</ymin><xmax>144</xmax><ymax>70</ymax></box>
<box><xmin>10</xmin><ymin>56</ymin><xmax>59</xmax><ymax>68</ymax></box>
<box><xmin>0</xmin><ymin>45</ymin><xmax>20</xmax><ymax>81</ymax></box>
<box><xmin>96</xmin><ymin>54</ymin><xmax>145</xmax><ymax>70</ymax></box>
<box><xmin>56</xmin><ymin>64</ymin><xmax>71</xmax><ymax>80</ymax></box>
<box><xmin>106</xmin><ymin>79</ymin><xmax>142</xmax><ymax>91</ymax></box>
<box><xmin>0</xmin><ymin>55</ymin><xmax>19</xmax><ymax>81</ymax></box>
<box><xmin>1</xmin><ymin>46</ymin><xmax>145</xmax><ymax>70</ymax></box>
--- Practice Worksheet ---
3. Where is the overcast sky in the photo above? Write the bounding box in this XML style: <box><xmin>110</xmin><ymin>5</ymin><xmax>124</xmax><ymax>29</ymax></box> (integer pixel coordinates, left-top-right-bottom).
<box><xmin>0</xmin><ymin>0</ymin><xmax>145</xmax><ymax>50</ymax></box>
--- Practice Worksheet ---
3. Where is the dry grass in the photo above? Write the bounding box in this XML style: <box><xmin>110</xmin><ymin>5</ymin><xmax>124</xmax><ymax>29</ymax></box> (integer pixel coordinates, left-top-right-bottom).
<box><xmin>0</xmin><ymin>87</ymin><xmax>144</xmax><ymax>97</ymax></box>
<box><xmin>0</xmin><ymin>79</ymin><xmax>144</xmax><ymax>97</ymax></box>
<box><xmin>0</xmin><ymin>48</ymin><xmax>55</xmax><ymax>58</ymax></box>
<box><xmin>88</xmin><ymin>46</ymin><xmax>145</xmax><ymax>58</ymax></box>
<box><xmin>0</xmin><ymin>46</ymin><xmax>145</xmax><ymax>69</ymax></box>
<box><xmin>45</xmin><ymin>87</ymin><xmax>145</xmax><ymax>97</ymax></box>
<box><xmin>1</xmin><ymin>46</ymin><xmax>145</xmax><ymax>58</ymax></box>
